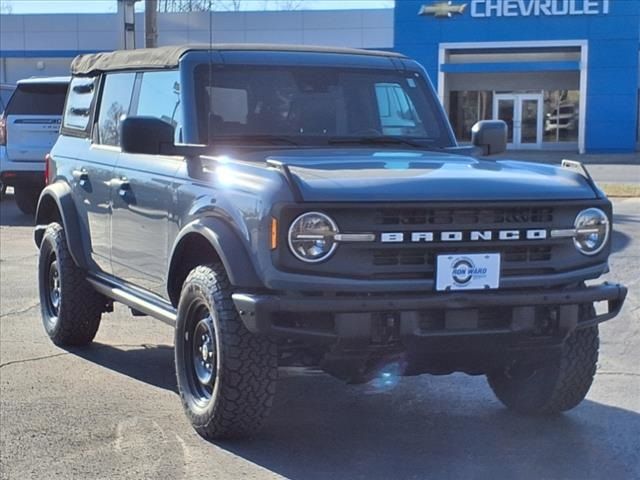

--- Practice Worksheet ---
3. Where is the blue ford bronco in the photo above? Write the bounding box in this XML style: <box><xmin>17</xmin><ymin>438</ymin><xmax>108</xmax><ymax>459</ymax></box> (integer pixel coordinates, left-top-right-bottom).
<box><xmin>34</xmin><ymin>44</ymin><xmax>627</xmax><ymax>439</ymax></box>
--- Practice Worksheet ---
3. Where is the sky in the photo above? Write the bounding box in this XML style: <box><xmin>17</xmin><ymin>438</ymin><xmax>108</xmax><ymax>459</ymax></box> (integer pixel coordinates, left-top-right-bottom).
<box><xmin>0</xmin><ymin>0</ymin><xmax>394</xmax><ymax>14</ymax></box>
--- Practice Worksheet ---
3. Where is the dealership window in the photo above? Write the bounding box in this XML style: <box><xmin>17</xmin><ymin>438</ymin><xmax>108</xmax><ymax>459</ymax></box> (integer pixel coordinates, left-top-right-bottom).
<box><xmin>444</xmin><ymin>48</ymin><xmax>582</xmax><ymax>149</ymax></box>
<box><xmin>448</xmin><ymin>91</ymin><xmax>493</xmax><ymax>142</ymax></box>
<box><xmin>543</xmin><ymin>90</ymin><xmax>579</xmax><ymax>143</ymax></box>
<box><xmin>449</xmin><ymin>89</ymin><xmax>579</xmax><ymax>145</ymax></box>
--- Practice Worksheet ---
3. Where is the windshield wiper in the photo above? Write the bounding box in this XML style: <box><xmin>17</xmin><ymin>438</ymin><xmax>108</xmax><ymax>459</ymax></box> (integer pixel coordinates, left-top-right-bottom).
<box><xmin>327</xmin><ymin>136</ymin><xmax>431</xmax><ymax>149</ymax></box>
<box><xmin>213</xmin><ymin>135</ymin><xmax>299</xmax><ymax>146</ymax></box>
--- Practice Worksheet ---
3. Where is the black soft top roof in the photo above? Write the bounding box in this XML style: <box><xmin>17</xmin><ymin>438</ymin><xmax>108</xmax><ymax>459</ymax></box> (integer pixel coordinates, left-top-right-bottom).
<box><xmin>71</xmin><ymin>44</ymin><xmax>406</xmax><ymax>76</ymax></box>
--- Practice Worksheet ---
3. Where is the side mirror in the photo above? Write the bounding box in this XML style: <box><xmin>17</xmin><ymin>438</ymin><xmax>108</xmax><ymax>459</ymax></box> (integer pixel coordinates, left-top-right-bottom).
<box><xmin>471</xmin><ymin>120</ymin><xmax>507</xmax><ymax>156</ymax></box>
<box><xmin>121</xmin><ymin>116</ymin><xmax>175</xmax><ymax>155</ymax></box>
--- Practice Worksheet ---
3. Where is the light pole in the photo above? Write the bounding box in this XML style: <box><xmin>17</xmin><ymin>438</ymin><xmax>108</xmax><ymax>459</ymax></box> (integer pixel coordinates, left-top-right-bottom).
<box><xmin>117</xmin><ymin>0</ymin><xmax>138</xmax><ymax>50</ymax></box>
<box><xmin>144</xmin><ymin>0</ymin><xmax>158</xmax><ymax>48</ymax></box>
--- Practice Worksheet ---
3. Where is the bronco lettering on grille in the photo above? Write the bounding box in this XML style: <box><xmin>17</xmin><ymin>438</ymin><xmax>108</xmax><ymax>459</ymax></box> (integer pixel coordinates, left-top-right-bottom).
<box><xmin>379</xmin><ymin>229</ymin><xmax>548</xmax><ymax>243</ymax></box>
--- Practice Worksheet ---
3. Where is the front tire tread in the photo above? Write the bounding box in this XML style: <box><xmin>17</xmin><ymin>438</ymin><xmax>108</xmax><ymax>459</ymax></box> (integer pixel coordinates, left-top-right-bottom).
<box><xmin>488</xmin><ymin>326</ymin><xmax>599</xmax><ymax>415</ymax></box>
<box><xmin>175</xmin><ymin>264</ymin><xmax>277</xmax><ymax>440</ymax></box>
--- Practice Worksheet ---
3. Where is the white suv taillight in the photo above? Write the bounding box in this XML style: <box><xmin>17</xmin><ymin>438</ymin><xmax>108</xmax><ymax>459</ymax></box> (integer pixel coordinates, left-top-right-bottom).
<box><xmin>0</xmin><ymin>116</ymin><xmax>6</xmax><ymax>146</ymax></box>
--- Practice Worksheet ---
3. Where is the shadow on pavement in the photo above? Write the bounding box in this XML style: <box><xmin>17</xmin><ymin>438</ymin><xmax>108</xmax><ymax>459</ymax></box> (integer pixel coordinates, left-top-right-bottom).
<box><xmin>614</xmin><ymin>213</ymin><xmax>640</xmax><ymax>225</ymax></box>
<box><xmin>0</xmin><ymin>196</ymin><xmax>33</xmax><ymax>227</ymax></box>
<box><xmin>611</xmin><ymin>229</ymin><xmax>632</xmax><ymax>254</ymax></box>
<box><xmin>68</xmin><ymin>342</ymin><xmax>177</xmax><ymax>393</ymax></box>
<box><xmin>65</xmin><ymin>344</ymin><xmax>639</xmax><ymax>479</ymax></box>
<box><xmin>219</xmin><ymin>372</ymin><xmax>639</xmax><ymax>480</ymax></box>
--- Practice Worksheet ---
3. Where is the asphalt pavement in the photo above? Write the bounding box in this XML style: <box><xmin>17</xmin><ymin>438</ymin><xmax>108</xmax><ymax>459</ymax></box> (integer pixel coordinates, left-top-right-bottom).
<box><xmin>0</xmin><ymin>192</ymin><xmax>638</xmax><ymax>480</ymax></box>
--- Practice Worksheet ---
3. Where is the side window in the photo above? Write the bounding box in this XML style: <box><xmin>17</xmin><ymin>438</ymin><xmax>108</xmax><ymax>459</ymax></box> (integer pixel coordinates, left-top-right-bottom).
<box><xmin>97</xmin><ymin>73</ymin><xmax>136</xmax><ymax>146</ymax></box>
<box><xmin>63</xmin><ymin>77</ymin><xmax>97</xmax><ymax>133</ymax></box>
<box><xmin>135</xmin><ymin>70</ymin><xmax>183</xmax><ymax>143</ymax></box>
<box><xmin>375</xmin><ymin>82</ymin><xmax>425</xmax><ymax>137</ymax></box>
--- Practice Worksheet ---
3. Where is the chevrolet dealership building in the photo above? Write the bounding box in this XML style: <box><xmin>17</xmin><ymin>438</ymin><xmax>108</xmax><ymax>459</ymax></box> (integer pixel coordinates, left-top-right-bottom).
<box><xmin>1</xmin><ymin>0</ymin><xmax>638</xmax><ymax>152</ymax></box>
<box><xmin>397</xmin><ymin>0</ymin><xmax>639</xmax><ymax>153</ymax></box>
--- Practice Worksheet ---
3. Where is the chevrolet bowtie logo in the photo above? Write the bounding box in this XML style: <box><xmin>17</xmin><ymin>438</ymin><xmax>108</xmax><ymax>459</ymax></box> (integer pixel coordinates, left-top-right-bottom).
<box><xmin>418</xmin><ymin>1</ymin><xmax>468</xmax><ymax>17</ymax></box>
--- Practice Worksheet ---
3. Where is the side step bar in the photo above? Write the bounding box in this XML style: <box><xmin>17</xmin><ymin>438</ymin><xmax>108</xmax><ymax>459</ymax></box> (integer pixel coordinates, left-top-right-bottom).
<box><xmin>87</xmin><ymin>275</ymin><xmax>177</xmax><ymax>326</ymax></box>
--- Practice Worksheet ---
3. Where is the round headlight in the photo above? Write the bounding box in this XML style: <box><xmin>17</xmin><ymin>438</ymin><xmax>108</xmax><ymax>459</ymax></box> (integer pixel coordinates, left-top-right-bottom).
<box><xmin>288</xmin><ymin>212</ymin><xmax>338</xmax><ymax>263</ymax></box>
<box><xmin>573</xmin><ymin>208</ymin><xmax>609</xmax><ymax>256</ymax></box>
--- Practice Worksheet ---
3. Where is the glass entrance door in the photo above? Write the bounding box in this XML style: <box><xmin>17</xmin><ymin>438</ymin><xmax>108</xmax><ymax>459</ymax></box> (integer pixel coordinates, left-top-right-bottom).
<box><xmin>493</xmin><ymin>93</ymin><xmax>543</xmax><ymax>149</ymax></box>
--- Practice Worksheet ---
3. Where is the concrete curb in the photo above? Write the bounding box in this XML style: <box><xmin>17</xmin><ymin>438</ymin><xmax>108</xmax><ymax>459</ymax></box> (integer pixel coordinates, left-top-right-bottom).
<box><xmin>600</xmin><ymin>184</ymin><xmax>640</xmax><ymax>198</ymax></box>
<box><xmin>492</xmin><ymin>151</ymin><xmax>639</xmax><ymax>165</ymax></box>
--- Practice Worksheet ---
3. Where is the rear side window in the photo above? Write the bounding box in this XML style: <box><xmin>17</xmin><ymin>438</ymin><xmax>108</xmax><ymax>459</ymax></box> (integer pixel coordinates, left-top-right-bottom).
<box><xmin>97</xmin><ymin>73</ymin><xmax>136</xmax><ymax>146</ymax></box>
<box><xmin>135</xmin><ymin>70</ymin><xmax>183</xmax><ymax>143</ymax></box>
<box><xmin>5</xmin><ymin>83</ymin><xmax>67</xmax><ymax>115</ymax></box>
<box><xmin>63</xmin><ymin>78</ymin><xmax>97</xmax><ymax>132</ymax></box>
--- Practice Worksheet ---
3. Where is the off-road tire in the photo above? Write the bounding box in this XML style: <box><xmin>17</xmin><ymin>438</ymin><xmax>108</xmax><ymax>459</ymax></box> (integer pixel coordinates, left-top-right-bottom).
<box><xmin>487</xmin><ymin>326</ymin><xmax>599</xmax><ymax>415</ymax></box>
<box><xmin>38</xmin><ymin>223</ymin><xmax>103</xmax><ymax>346</ymax></box>
<box><xmin>14</xmin><ymin>185</ymin><xmax>39</xmax><ymax>215</ymax></box>
<box><xmin>174</xmin><ymin>264</ymin><xmax>278</xmax><ymax>440</ymax></box>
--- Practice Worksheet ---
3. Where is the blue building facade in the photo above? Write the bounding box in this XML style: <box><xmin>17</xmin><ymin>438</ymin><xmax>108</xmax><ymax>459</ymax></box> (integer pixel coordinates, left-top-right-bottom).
<box><xmin>395</xmin><ymin>0</ymin><xmax>640</xmax><ymax>153</ymax></box>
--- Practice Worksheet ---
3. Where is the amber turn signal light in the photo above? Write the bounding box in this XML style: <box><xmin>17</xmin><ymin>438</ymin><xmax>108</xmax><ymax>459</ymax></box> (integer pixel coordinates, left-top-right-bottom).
<box><xmin>270</xmin><ymin>217</ymin><xmax>278</xmax><ymax>250</ymax></box>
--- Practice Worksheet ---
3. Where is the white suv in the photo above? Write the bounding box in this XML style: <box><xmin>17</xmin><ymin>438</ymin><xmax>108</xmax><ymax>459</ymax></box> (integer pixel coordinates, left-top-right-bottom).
<box><xmin>544</xmin><ymin>103</ymin><xmax>578</xmax><ymax>135</ymax></box>
<box><xmin>0</xmin><ymin>77</ymin><xmax>69</xmax><ymax>213</ymax></box>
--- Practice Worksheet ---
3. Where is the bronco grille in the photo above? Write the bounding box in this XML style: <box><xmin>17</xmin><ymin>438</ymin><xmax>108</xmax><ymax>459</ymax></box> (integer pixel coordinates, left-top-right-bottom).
<box><xmin>372</xmin><ymin>246</ymin><xmax>553</xmax><ymax>267</ymax></box>
<box><xmin>276</xmin><ymin>202</ymin><xmax>603</xmax><ymax>282</ymax></box>
<box><xmin>374</xmin><ymin>207</ymin><xmax>553</xmax><ymax>226</ymax></box>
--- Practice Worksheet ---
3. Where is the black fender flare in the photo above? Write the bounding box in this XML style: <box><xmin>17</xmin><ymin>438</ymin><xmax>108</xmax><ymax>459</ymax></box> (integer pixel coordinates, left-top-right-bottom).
<box><xmin>34</xmin><ymin>182</ymin><xmax>91</xmax><ymax>270</ymax></box>
<box><xmin>168</xmin><ymin>218</ymin><xmax>263</xmax><ymax>291</ymax></box>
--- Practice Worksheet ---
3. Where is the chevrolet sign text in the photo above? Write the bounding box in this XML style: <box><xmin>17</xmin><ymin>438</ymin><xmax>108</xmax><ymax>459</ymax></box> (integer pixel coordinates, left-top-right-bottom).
<box><xmin>470</xmin><ymin>0</ymin><xmax>610</xmax><ymax>17</ymax></box>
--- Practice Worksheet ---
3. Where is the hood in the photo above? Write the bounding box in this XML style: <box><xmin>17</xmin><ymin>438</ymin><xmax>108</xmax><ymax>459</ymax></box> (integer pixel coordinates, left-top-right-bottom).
<box><xmin>263</xmin><ymin>149</ymin><xmax>598</xmax><ymax>202</ymax></box>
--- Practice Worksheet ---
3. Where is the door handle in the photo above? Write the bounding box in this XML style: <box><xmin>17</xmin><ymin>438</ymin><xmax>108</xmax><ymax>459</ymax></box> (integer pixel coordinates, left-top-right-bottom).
<box><xmin>112</xmin><ymin>177</ymin><xmax>131</xmax><ymax>197</ymax></box>
<box><xmin>72</xmin><ymin>168</ymin><xmax>89</xmax><ymax>184</ymax></box>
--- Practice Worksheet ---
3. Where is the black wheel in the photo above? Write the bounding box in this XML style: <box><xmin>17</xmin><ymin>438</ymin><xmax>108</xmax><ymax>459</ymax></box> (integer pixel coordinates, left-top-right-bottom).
<box><xmin>487</xmin><ymin>326</ymin><xmax>599</xmax><ymax>415</ymax></box>
<box><xmin>38</xmin><ymin>223</ymin><xmax>104</xmax><ymax>346</ymax></box>
<box><xmin>175</xmin><ymin>264</ymin><xmax>278</xmax><ymax>440</ymax></box>
<box><xmin>14</xmin><ymin>185</ymin><xmax>39</xmax><ymax>215</ymax></box>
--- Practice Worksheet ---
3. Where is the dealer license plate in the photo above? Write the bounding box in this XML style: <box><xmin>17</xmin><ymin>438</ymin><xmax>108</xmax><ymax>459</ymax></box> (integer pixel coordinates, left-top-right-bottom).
<box><xmin>436</xmin><ymin>253</ymin><xmax>501</xmax><ymax>291</ymax></box>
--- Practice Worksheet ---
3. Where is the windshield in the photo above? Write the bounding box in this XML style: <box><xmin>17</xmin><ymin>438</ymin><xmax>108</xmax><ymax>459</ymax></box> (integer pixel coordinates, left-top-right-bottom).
<box><xmin>195</xmin><ymin>65</ymin><xmax>454</xmax><ymax>148</ymax></box>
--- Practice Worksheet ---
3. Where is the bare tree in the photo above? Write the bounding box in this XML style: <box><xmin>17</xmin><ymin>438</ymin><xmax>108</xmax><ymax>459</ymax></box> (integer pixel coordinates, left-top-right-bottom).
<box><xmin>101</xmin><ymin>102</ymin><xmax>127</xmax><ymax>147</ymax></box>
<box><xmin>157</xmin><ymin>0</ymin><xmax>210</xmax><ymax>12</ymax></box>
<box><xmin>155</xmin><ymin>0</ymin><xmax>302</xmax><ymax>12</ymax></box>
<box><xmin>157</xmin><ymin>0</ymin><xmax>244</xmax><ymax>12</ymax></box>
<box><xmin>215</xmin><ymin>0</ymin><xmax>242</xmax><ymax>11</ymax></box>
<box><xmin>275</xmin><ymin>0</ymin><xmax>302</xmax><ymax>10</ymax></box>
<box><xmin>0</xmin><ymin>1</ymin><xmax>13</xmax><ymax>14</ymax></box>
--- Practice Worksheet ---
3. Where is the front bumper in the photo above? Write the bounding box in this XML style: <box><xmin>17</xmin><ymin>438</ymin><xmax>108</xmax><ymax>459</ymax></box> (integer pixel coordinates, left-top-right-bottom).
<box><xmin>233</xmin><ymin>282</ymin><xmax>627</xmax><ymax>342</ymax></box>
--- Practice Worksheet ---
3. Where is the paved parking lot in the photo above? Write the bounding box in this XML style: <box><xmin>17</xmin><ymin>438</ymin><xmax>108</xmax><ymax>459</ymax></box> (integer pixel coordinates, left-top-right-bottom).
<box><xmin>0</xmin><ymin>192</ymin><xmax>638</xmax><ymax>480</ymax></box>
